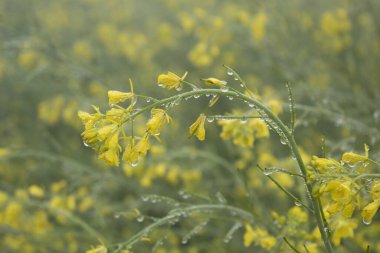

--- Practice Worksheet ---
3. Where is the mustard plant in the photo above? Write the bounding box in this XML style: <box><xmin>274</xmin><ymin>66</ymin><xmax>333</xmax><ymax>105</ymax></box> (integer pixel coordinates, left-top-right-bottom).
<box><xmin>80</xmin><ymin>66</ymin><xmax>380</xmax><ymax>253</ymax></box>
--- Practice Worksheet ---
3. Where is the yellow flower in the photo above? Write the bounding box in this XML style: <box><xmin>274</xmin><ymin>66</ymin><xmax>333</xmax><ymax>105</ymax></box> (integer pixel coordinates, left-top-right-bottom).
<box><xmin>370</xmin><ymin>181</ymin><xmax>380</xmax><ymax>200</ymax></box>
<box><xmin>361</xmin><ymin>200</ymin><xmax>380</xmax><ymax>224</ymax></box>
<box><xmin>97</xmin><ymin>124</ymin><xmax>118</xmax><ymax>141</ymax></box>
<box><xmin>98</xmin><ymin>148</ymin><xmax>120</xmax><ymax>166</ymax></box>
<box><xmin>86</xmin><ymin>244</ymin><xmax>107</xmax><ymax>253</ymax></box>
<box><xmin>268</xmin><ymin>99</ymin><xmax>283</xmax><ymax>115</ymax></box>
<box><xmin>201</xmin><ymin>77</ymin><xmax>227</xmax><ymax>87</ymax></box>
<box><xmin>260</xmin><ymin>236</ymin><xmax>276</xmax><ymax>250</ymax></box>
<box><xmin>244</xmin><ymin>225</ymin><xmax>275</xmax><ymax>250</ymax></box>
<box><xmin>189</xmin><ymin>114</ymin><xmax>206</xmax><ymax>141</ymax></box>
<box><xmin>341</xmin><ymin>144</ymin><xmax>369</xmax><ymax>166</ymax></box>
<box><xmin>311</xmin><ymin>156</ymin><xmax>341</xmax><ymax>172</ymax></box>
<box><xmin>157</xmin><ymin>71</ymin><xmax>188</xmax><ymax>90</ymax></box>
<box><xmin>251</xmin><ymin>119</ymin><xmax>269</xmax><ymax>138</ymax></box>
<box><xmin>244</xmin><ymin>224</ymin><xmax>256</xmax><ymax>247</ymax></box>
<box><xmin>146</xmin><ymin>108</ymin><xmax>172</xmax><ymax>135</ymax></box>
<box><xmin>28</xmin><ymin>185</ymin><xmax>45</xmax><ymax>198</ymax></box>
<box><xmin>331</xmin><ymin>219</ymin><xmax>357</xmax><ymax>245</ymax></box>
<box><xmin>122</xmin><ymin>140</ymin><xmax>139</xmax><ymax>165</ymax></box>
<box><xmin>135</xmin><ymin>133</ymin><xmax>151</xmax><ymax>157</ymax></box>
<box><xmin>324</xmin><ymin>180</ymin><xmax>352</xmax><ymax>201</ymax></box>
<box><xmin>107</xmin><ymin>90</ymin><xmax>134</xmax><ymax>105</ymax></box>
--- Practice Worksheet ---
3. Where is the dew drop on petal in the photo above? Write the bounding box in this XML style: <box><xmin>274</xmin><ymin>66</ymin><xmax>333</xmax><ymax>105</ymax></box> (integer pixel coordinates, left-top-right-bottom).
<box><xmin>363</xmin><ymin>217</ymin><xmax>372</xmax><ymax>225</ymax></box>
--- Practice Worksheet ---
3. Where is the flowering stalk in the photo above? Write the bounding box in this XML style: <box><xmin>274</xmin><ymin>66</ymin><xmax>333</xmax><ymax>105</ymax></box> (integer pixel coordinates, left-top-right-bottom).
<box><xmin>112</xmin><ymin>87</ymin><xmax>334</xmax><ymax>252</ymax></box>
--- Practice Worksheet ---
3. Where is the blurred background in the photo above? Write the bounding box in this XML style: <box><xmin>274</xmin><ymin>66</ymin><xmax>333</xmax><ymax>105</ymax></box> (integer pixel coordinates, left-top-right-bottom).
<box><xmin>0</xmin><ymin>0</ymin><xmax>380</xmax><ymax>252</ymax></box>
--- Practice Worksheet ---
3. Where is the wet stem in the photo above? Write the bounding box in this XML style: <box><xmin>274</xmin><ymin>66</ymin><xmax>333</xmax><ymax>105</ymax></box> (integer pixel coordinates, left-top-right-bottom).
<box><xmin>121</xmin><ymin>88</ymin><xmax>335</xmax><ymax>253</ymax></box>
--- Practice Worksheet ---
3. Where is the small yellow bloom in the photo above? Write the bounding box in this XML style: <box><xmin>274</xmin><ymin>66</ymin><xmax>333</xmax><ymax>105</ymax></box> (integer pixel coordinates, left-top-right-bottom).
<box><xmin>97</xmin><ymin>124</ymin><xmax>118</xmax><ymax>141</ymax></box>
<box><xmin>122</xmin><ymin>140</ymin><xmax>139</xmax><ymax>165</ymax></box>
<box><xmin>341</xmin><ymin>152</ymin><xmax>367</xmax><ymax>165</ymax></box>
<box><xmin>28</xmin><ymin>185</ymin><xmax>45</xmax><ymax>198</ymax></box>
<box><xmin>189</xmin><ymin>114</ymin><xmax>206</xmax><ymax>141</ymax></box>
<box><xmin>157</xmin><ymin>71</ymin><xmax>188</xmax><ymax>90</ymax></box>
<box><xmin>146</xmin><ymin>108</ymin><xmax>172</xmax><ymax>135</ymax></box>
<box><xmin>244</xmin><ymin>224</ymin><xmax>256</xmax><ymax>247</ymax></box>
<box><xmin>311</xmin><ymin>156</ymin><xmax>341</xmax><ymax>172</ymax></box>
<box><xmin>135</xmin><ymin>133</ymin><xmax>151</xmax><ymax>156</ymax></box>
<box><xmin>361</xmin><ymin>200</ymin><xmax>380</xmax><ymax>224</ymax></box>
<box><xmin>370</xmin><ymin>181</ymin><xmax>380</xmax><ymax>200</ymax></box>
<box><xmin>201</xmin><ymin>77</ymin><xmax>227</xmax><ymax>87</ymax></box>
<box><xmin>99</xmin><ymin>148</ymin><xmax>120</xmax><ymax>166</ymax></box>
<box><xmin>107</xmin><ymin>90</ymin><xmax>134</xmax><ymax>105</ymax></box>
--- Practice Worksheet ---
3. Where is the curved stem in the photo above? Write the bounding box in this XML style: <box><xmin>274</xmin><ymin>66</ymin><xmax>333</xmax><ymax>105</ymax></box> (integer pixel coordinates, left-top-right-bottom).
<box><xmin>113</xmin><ymin>204</ymin><xmax>254</xmax><ymax>252</ymax></box>
<box><xmin>119</xmin><ymin>88</ymin><xmax>335</xmax><ymax>252</ymax></box>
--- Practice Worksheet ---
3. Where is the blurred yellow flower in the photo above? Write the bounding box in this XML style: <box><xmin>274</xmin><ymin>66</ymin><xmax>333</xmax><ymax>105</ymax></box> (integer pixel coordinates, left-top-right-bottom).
<box><xmin>28</xmin><ymin>185</ymin><xmax>45</xmax><ymax>198</ymax></box>
<box><xmin>189</xmin><ymin>114</ymin><xmax>206</xmax><ymax>141</ymax></box>
<box><xmin>331</xmin><ymin>218</ymin><xmax>357</xmax><ymax>245</ymax></box>
<box><xmin>361</xmin><ymin>200</ymin><xmax>380</xmax><ymax>224</ymax></box>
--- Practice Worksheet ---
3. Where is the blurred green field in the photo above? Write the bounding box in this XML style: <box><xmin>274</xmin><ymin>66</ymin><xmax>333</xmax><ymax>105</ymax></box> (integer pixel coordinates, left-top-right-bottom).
<box><xmin>1</xmin><ymin>0</ymin><xmax>380</xmax><ymax>252</ymax></box>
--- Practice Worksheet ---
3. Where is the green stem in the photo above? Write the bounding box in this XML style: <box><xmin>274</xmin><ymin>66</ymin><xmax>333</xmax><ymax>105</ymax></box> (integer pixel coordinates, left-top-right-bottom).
<box><xmin>113</xmin><ymin>204</ymin><xmax>254</xmax><ymax>252</ymax></box>
<box><xmin>118</xmin><ymin>88</ymin><xmax>335</xmax><ymax>252</ymax></box>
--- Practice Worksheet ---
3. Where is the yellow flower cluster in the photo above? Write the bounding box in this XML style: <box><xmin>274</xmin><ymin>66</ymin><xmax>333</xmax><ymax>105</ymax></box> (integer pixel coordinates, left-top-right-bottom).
<box><xmin>307</xmin><ymin>145</ymin><xmax>379</xmax><ymax>245</ymax></box>
<box><xmin>244</xmin><ymin>224</ymin><xmax>276</xmax><ymax>250</ymax></box>
<box><xmin>218</xmin><ymin>115</ymin><xmax>269</xmax><ymax>148</ymax></box>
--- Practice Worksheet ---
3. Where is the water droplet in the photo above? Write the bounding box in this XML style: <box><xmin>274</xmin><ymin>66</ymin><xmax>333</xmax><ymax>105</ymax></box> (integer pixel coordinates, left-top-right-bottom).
<box><xmin>374</xmin><ymin>111</ymin><xmax>380</xmax><ymax>122</ymax></box>
<box><xmin>83</xmin><ymin>141</ymin><xmax>89</xmax><ymax>147</ymax></box>
<box><xmin>216</xmin><ymin>192</ymin><xmax>227</xmax><ymax>204</ymax></box>
<box><xmin>363</xmin><ymin>217</ymin><xmax>372</xmax><ymax>225</ymax></box>
<box><xmin>179</xmin><ymin>191</ymin><xmax>192</xmax><ymax>199</ymax></box>
<box><xmin>207</xmin><ymin>117</ymin><xmax>215</xmax><ymax>123</ymax></box>
<box><xmin>220</xmin><ymin>86</ymin><xmax>229</xmax><ymax>92</ymax></box>
<box><xmin>240</xmin><ymin>118</ymin><xmax>248</xmax><ymax>124</ymax></box>
<box><xmin>263</xmin><ymin>170</ymin><xmax>272</xmax><ymax>176</ymax></box>
<box><xmin>280</xmin><ymin>138</ymin><xmax>287</xmax><ymax>145</ymax></box>
<box><xmin>181</xmin><ymin>239</ymin><xmax>188</xmax><ymax>244</ymax></box>
<box><xmin>228</xmin><ymin>96</ymin><xmax>234</xmax><ymax>100</ymax></box>
<box><xmin>131</xmin><ymin>161</ymin><xmax>139</xmax><ymax>167</ymax></box>
<box><xmin>158</xmin><ymin>83</ymin><xmax>163</xmax><ymax>87</ymax></box>
<box><xmin>294</xmin><ymin>201</ymin><xmax>302</xmax><ymax>206</ymax></box>
<box><xmin>137</xmin><ymin>216</ymin><xmax>144</xmax><ymax>222</ymax></box>
<box><xmin>227</xmin><ymin>70</ymin><xmax>233</xmax><ymax>76</ymax></box>
<box><xmin>142</xmin><ymin>195</ymin><xmax>148</xmax><ymax>202</ymax></box>
<box><xmin>146</xmin><ymin>99</ymin><xmax>151</xmax><ymax>103</ymax></box>
<box><xmin>114</xmin><ymin>213</ymin><xmax>121</xmax><ymax>219</ymax></box>
<box><xmin>194</xmin><ymin>94</ymin><xmax>200</xmax><ymax>99</ymax></box>
<box><xmin>176</xmin><ymin>86</ymin><xmax>183</xmax><ymax>91</ymax></box>
<box><xmin>234</xmin><ymin>77</ymin><xmax>238</xmax><ymax>81</ymax></box>
<box><xmin>248</xmin><ymin>103</ymin><xmax>254</xmax><ymax>108</ymax></box>
<box><xmin>240</xmin><ymin>83</ymin><xmax>244</xmax><ymax>88</ymax></box>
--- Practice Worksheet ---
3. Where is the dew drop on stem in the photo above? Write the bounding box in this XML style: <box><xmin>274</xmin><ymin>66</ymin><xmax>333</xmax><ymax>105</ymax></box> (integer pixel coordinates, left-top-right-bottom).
<box><xmin>220</xmin><ymin>86</ymin><xmax>229</xmax><ymax>92</ymax></box>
